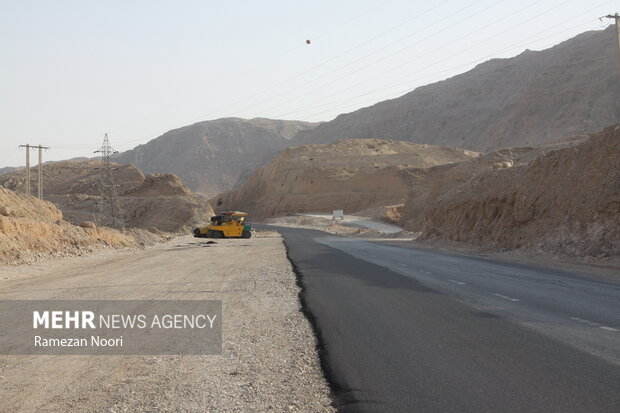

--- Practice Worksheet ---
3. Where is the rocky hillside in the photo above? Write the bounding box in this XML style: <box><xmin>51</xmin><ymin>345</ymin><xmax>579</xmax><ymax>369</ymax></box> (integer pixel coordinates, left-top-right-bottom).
<box><xmin>0</xmin><ymin>160</ymin><xmax>214</xmax><ymax>233</ymax></box>
<box><xmin>114</xmin><ymin>117</ymin><xmax>317</xmax><ymax>197</ymax></box>
<box><xmin>401</xmin><ymin>125</ymin><xmax>620</xmax><ymax>260</ymax></box>
<box><xmin>213</xmin><ymin>139</ymin><xmax>478</xmax><ymax>219</ymax></box>
<box><xmin>296</xmin><ymin>26</ymin><xmax>620</xmax><ymax>152</ymax></box>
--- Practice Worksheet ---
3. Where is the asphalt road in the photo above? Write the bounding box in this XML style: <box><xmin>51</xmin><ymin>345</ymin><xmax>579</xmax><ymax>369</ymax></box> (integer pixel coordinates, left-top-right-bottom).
<box><xmin>272</xmin><ymin>226</ymin><xmax>620</xmax><ymax>413</ymax></box>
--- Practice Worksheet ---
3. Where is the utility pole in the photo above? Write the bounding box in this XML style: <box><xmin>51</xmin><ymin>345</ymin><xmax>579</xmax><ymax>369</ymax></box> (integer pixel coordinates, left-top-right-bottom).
<box><xmin>18</xmin><ymin>144</ymin><xmax>49</xmax><ymax>198</ymax></box>
<box><xmin>19</xmin><ymin>144</ymin><xmax>30</xmax><ymax>196</ymax></box>
<box><xmin>94</xmin><ymin>134</ymin><xmax>125</xmax><ymax>231</ymax></box>
<box><xmin>603</xmin><ymin>13</ymin><xmax>620</xmax><ymax>75</ymax></box>
<box><xmin>38</xmin><ymin>145</ymin><xmax>43</xmax><ymax>199</ymax></box>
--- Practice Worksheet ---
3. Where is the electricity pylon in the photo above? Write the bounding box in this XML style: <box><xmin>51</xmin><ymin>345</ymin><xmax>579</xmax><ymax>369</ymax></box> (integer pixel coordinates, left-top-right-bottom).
<box><xmin>94</xmin><ymin>134</ymin><xmax>125</xmax><ymax>230</ymax></box>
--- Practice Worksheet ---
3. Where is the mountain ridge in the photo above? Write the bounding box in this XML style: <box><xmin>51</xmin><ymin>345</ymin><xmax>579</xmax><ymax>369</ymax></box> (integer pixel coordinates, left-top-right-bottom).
<box><xmin>114</xmin><ymin>117</ymin><xmax>317</xmax><ymax>197</ymax></box>
<box><xmin>294</xmin><ymin>26</ymin><xmax>620</xmax><ymax>151</ymax></box>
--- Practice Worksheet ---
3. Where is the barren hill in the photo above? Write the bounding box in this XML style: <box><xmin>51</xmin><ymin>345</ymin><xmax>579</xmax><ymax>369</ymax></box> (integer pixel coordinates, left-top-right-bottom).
<box><xmin>114</xmin><ymin>117</ymin><xmax>317</xmax><ymax>197</ymax></box>
<box><xmin>0</xmin><ymin>160</ymin><xmax>214</xmax><ymax>233</ymax></box>
<box><xmin>400</xmin><ymin>125</ymin><xmax>620</xmax><ymax>259</ymax></box>
<box><xmin>213</xmin><ymin>139</ymin><xmax>478</xmax><ymax>219</ymax></box>
<box><xmin>295</xmin><ymin>27</ymin><xmax>620</xmax><ymax>151</ymax></box>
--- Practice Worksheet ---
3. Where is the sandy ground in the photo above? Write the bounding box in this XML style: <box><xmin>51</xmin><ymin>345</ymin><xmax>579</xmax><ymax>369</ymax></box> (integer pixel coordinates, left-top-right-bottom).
<box><xmin>0</xmin><ymin>233</ymin><xmax>334</xmax><ymax>412</ymax></box>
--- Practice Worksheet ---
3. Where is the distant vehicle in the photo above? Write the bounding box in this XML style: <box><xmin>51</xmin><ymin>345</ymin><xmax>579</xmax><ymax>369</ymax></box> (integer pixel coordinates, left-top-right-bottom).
<box><xmin>194</xmin><ymin>211</ymin><xmax>252</xmax><ymax>239</ymax></box>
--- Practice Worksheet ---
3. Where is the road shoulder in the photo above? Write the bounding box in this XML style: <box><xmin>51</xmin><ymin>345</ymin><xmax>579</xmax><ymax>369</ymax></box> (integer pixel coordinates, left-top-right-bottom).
<box><xmin>0</xmin><ymin>233</ymin><xmax>335</xmax><ymax>412</ymax></box>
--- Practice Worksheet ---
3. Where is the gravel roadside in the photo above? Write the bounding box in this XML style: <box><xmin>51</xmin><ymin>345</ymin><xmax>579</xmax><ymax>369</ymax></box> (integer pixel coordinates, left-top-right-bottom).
<box><xmin>0</xmin><ymin>232</ymin><xmax>335</xmax><ymax>412</ymax></box>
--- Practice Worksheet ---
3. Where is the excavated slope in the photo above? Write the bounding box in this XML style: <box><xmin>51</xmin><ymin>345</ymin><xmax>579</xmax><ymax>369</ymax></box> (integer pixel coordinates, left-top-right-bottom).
<box><xmin>401</xmin><ymin>125</ymin><xmax>620</xmax><ymax>258</ymax></box>
<box><xmin>213</xmin><ymin>139</ymin><xmax>478</xmax><ymax>219</ymax></box>
<box><xmin>0</xmin><ymin>186</ymin><xmax>136</xmax><ymax>265</ymax></box>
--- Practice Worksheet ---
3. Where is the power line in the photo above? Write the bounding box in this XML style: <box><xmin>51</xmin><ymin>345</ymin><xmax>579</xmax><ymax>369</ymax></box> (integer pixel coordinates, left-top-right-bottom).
<box><xmin>273</xmin><ymin>1</ymin><xmax>610</xmax><ymax>120</ymax></box>
<box><xmin>299</xmin><ymin>19</ymin><xmax>608</xmax><ymax>120</ymax></box>
<box><xmin>267</xmin><ymin>0</ymin><xmax>572</xmax><ymax>117</ymax></box>
<box><xmin>170</xmin><ymin>0</ymin><xmax>456</xmax><ymax>125</ymax></box>
<box><xmin>227</xmin><ymin>0</ymin><xmax>489</xmax><ymax>118</ymax></box>
<box><xmin>203</xmin><ymin>0</ymin><xmax>477</xmax><ymax>121</ymax></box>
<box><xmin>0</xmin><ymin>148</ymin><xmax>19</xmax><ymax>168</ymax></box>
<box><xmin>83</xmin><ymin>1</ymin><xmax>454</xmax><ymax>150</ymax></box>
<box><xmin>234</xmin><ymin>0</ymin><xmax>392</xmax><ymax>78</ymax></box>
<box><xmin>254</xmin><ymin>0</ymin><xmax>516</xmax><ymax>116</ymax></box>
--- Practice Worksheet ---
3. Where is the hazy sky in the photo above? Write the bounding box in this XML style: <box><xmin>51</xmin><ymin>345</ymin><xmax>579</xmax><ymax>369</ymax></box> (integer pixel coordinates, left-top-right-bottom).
<box><xmin>0</xmin><ymin>0</ymin><xmax>616</xmax><ymax>166</ymax></box>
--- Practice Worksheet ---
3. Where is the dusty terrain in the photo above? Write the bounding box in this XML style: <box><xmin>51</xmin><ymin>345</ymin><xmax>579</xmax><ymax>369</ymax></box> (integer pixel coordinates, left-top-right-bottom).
<box><xmin>0</xmin><ymin>160</ymin><xmax>214</xmax><ymax>232</ymax></box>
<box><xmin>0</xmin><ymin>233</ymin><xmax>334</xmax><ymax>412</ymax></box>
<box><xmin>296</xmin><ymin>26</ymin><xmax>620</xmax><ymax>152</ymax></box>
<box><xmin>401</xmin><ymin>125</ymin><xmax>620</xmax><ymax>262</ymax></box>
<box><xmin>214</xmin><ymin>138</ymin><xmax>478</xmax><ymax>219</ymax></box>
<box><xmin>115</xmin><ymin>117</ymin><xmax>317</xmax><ymax>197</ymax></box>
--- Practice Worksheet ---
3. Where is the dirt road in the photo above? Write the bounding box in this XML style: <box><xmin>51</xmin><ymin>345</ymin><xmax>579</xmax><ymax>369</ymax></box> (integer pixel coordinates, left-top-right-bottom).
<box><xmin>0</xmin><ymin>233</ymin><xmax>334</xmax><ymax>412</ymax></box>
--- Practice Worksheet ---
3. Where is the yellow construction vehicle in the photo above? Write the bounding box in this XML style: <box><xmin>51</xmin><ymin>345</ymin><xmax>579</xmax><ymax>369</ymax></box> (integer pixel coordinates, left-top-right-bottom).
<box><xmin>193</xmin><ymin>211</ymin><xmax>253</xmax><ymax>239</ymax></box>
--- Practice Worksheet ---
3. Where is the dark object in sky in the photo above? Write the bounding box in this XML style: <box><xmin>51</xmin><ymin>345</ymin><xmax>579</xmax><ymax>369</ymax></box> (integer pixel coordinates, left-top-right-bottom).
<box><xmin>306</xmin><ymin>39</ymin><xmax>311</xmax><ymax>45</ymax></box>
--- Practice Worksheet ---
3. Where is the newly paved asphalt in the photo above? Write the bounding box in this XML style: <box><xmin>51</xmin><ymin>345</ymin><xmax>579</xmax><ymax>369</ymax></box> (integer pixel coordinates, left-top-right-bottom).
<box><xmin>272</xmin><ymin>226</ymin><xmax>620</xmax><ymax>413</ymax></box>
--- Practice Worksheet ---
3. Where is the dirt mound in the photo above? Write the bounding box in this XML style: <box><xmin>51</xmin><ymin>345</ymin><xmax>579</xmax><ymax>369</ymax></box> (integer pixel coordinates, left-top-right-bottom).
<box><xmin>353</xmin><ymin>204</ymin><xmax>404</xmax><ymax>224</ymax></box>
<box><xmin>0</xmin><ymin>186</ymin><xmax>138</xmax><ymax>265</ymax></box>
<box><xmin>213</xmin><ymin>139</ymin><xmax>478</xmax><ymax>219</ymax></box>
<box><xmin>401</xmin><ymin>125</ymin><xmax>620</xmax><ymax>260</ymax></box>
<box><xmin>124</xmin><ymin>174</ymin><xmax>192</xmax><ymax>197</ymax></box>
<box><xmin>0</xmin><ymin>161</ymin><xmax>213</xmax><ymax>233</ymax></box>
